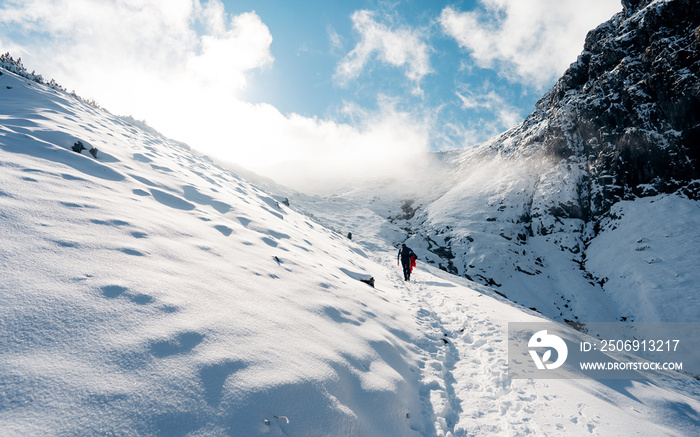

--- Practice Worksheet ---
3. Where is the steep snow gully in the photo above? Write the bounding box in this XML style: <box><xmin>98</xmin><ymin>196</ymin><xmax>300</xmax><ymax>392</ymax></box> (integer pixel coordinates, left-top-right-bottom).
<box><xmin>2</xmin><ymin>40</ymin><xmax>700</xmax><ymax>437</ymax></box>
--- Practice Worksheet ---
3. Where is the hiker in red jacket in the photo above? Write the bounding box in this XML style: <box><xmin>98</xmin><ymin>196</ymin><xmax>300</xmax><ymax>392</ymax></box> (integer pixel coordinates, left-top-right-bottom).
<box><xmin>397</xmin><ymin>243</ymin><xmax>416</xmax><ymax>281</ymax></box>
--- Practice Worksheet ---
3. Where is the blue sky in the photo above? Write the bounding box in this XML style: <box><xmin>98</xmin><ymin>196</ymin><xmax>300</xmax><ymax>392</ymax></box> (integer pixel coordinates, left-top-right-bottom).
<box><xmin>0</xmin><ymin>0</ymin><xmax>621</xmax><ymax>190</ymax></box>
<box><xmin>228</xmin><ymin>0</ymin><xmax>543</xmax><ymax>144</ymax></box>
<box><xmin>233</xmin><ymin>1</ymin><xmax>454</xmax><ymax>115</ymax></box>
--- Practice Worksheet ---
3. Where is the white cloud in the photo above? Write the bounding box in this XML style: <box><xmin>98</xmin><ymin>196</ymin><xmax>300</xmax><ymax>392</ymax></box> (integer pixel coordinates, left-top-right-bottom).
<box><xmin>334</xmin><ymin>10</ymin><xmax>432</xmax><ymax>96</ymax></box>
<box><xmin>327</xmin><ymin>25</ymin><xmax>344</xmax><ymax>54</ymax></box>
<box><xmin>446</xmin><ymin>82</ymin><xmax>526</xmax><ymax>148</ymax></box>
<box><xmin>0</xmin><ymin>0</ymin><xmax>434</xmax><ymax>194</ymax></box>
<box><xmin>203</xmin><ymin>103</ymin><xmax>431</xmax><ymax>197</ymax></box>
<box><xmin>440</xmin><ymin>0</ymin><xmax>621</xmax><ymax>89</ymax></box>
<box><xmin>0</xmin><ymin>0</ymin><xmax>273</xmax><ymax>96</ymax></box>
<box><xmin>207</xmin><ymin>97</ymin><xmax>433</xmax><ymax>194</ymax></box>
<box><xmin>456</xmin><ymin>89</ymin><xmax>521</xmax><ymax>129</ymax></box>
<box><xmin>186</xmin><ymin>11</ymin><xmax>274</xmax><ymax>90</ymax></box>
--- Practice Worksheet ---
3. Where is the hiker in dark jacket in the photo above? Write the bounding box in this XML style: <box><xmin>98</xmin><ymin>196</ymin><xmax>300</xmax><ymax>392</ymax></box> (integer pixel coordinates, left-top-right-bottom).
<box><xmin>397</xmin><ymin>243</ymin><xmax>415</xmax><ymax>281</ymax></box>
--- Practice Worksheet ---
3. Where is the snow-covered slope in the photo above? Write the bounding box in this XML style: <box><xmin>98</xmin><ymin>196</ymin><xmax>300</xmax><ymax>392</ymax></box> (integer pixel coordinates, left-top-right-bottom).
<box><xmin>0</xmin><ymin>69</ymin><xmax>425</xmax><ymax>435</ymax></box>
<box><xmin>3</xmin><ymin>64</ymin><xmax>700</xmax><ymax>436</ymax></box>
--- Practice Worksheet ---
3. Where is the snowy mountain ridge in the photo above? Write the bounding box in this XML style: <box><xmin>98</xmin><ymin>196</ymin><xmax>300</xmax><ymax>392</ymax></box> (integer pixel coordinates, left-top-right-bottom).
<box><xmin>389</xmin><ymin>0</ymin><xmax>700</xmax><ymax>325</ymax></box>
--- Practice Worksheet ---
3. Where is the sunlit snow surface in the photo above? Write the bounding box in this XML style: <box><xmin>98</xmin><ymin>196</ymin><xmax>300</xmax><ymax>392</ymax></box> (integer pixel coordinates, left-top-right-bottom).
<box><xmin>1</xmin><ymin>70</ymin><xmax>699</xmax><ymax>436</ymax></box>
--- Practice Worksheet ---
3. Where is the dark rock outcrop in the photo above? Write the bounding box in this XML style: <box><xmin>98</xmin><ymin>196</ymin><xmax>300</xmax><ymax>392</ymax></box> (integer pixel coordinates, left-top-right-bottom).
<box><xmin>530</xmin><ymin>0</ymin><xmax>699</xmax><ymax>216</ymax></box>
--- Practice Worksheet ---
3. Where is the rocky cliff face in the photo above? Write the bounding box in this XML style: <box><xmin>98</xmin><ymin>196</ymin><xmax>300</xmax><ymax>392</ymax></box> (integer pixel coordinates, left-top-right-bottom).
<box><xmin>402</xmin><ymin>0</ymin><xmax>700</xmax><ymax>323</ymax></box>
<box><xmin>526</xmin><ymin>0</ymin><xmax>699</xmax><ymax>214</ymax></box>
